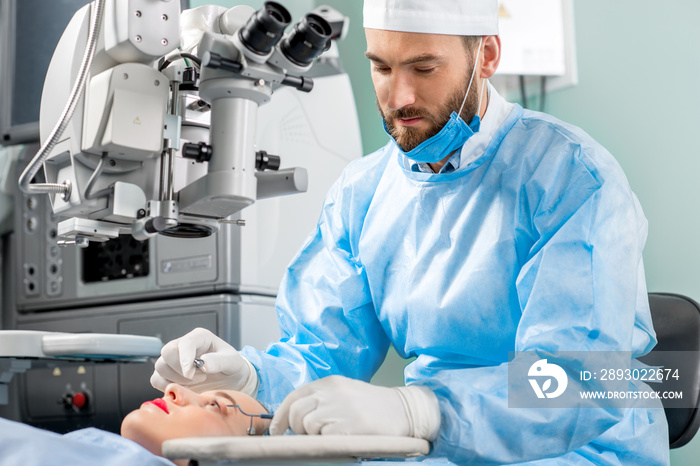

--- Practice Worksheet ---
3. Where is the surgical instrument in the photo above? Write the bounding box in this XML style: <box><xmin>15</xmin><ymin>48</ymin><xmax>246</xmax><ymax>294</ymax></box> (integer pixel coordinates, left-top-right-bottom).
<box><xmin>227</xmin><ymin>404</ymin><xmax>274</xmax><ymax>435</ymax></box>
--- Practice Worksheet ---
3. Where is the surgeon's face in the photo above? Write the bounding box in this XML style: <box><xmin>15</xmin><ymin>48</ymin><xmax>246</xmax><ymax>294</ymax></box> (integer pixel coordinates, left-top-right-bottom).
<box><xmin>365</xmin><ymin>29</ymin><xmax>478</xmax><ymax>152</ymax></box>
<box><xmin>120</xmin><ymin>384</ymin><xmax>269</xmax><ymax>457</ymax></box>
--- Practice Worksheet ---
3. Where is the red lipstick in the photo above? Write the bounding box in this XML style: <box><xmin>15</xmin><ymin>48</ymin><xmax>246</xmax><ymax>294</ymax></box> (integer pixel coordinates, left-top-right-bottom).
<box><xmin>143</xmin><ymin>398</ymin><xmax>169</xmax><ymax>414</ymax></box>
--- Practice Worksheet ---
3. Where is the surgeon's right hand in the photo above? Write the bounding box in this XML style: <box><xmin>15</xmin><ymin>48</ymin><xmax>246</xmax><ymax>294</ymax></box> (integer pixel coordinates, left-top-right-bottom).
<box><xmin>150</xmin><ymin>328</ymin><xmax>259</xmax><ymax>395</ymax></box>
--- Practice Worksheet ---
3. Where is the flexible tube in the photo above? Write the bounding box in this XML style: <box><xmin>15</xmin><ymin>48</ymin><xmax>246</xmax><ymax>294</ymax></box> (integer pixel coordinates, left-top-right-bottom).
<box><xmin>18</xmin><ymin>0</ymin><xmax>106</xmax><ymax>197</ymax></box>
<box><xmin>84</xmin><ymin>152</ymin><xmax>114</xmax><ymax>200</ymax></box>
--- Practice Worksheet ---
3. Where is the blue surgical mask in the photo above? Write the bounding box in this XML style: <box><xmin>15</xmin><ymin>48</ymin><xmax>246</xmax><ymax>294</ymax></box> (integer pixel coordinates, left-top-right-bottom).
<box><xmin>386</xmin><ymin>37</ymin><xmax>485</xmax><ymax>165</ymax></box>
<box><xmin>383</xmin><ymin>112</ymin><xmax>481</xmax><ymax>164</ymax></box>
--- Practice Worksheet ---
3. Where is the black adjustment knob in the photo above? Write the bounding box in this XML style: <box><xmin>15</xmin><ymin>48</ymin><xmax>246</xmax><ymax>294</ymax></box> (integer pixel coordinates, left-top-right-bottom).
<box><xmin>182</xmin><ymin>142</ymin><xmax>213</xmax><ymax>163</ymax></box>
<box><xmin>256</xmin><ymin>150</ymin><xmax>281</xmax><ymax>171</ymax></box>
<box><xmin>281</xmin><ymin>74</ymin><xmax>314</xmax><ymax>93</ymax></box>
<box><xmin>201</xmin><ymin>51</ymin><xmax>243</xmax><ymax>74</ymax></box>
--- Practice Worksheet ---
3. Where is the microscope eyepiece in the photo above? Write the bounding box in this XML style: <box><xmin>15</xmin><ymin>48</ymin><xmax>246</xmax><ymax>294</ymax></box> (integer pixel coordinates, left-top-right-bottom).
<box><xmin>239</xmin><ymin>1</ymin><xmax>291</xmax><ymax>56</ymax></box>
<box><xmin>281</xmin><ymin>13</ymin><xmax>332</xmax><ymax>67</ymax></box>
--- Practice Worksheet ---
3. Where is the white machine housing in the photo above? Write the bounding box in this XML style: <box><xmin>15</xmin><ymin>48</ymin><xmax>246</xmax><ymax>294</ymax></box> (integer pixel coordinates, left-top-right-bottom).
<box><xmin>36</xmin><ymin>0</ymin><xmax>344</xmax><ymax>245</ymax></box>
<box><xmin>40</xmin><ymin>0</ymin><xmax>179</xmax><ymax>221</ymax></box>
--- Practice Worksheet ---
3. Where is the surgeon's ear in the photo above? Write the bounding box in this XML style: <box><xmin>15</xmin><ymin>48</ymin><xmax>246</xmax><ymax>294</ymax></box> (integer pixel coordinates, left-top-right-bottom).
<box><xmin>480</xmin><ymin>35</ymin><xmax>501</xmax><ymax>79</ymax></box>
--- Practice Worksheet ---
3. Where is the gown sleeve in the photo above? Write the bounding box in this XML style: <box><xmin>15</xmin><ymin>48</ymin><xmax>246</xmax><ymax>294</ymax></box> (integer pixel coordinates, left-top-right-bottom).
<box><xmin>241</xmin><ymin>159</ymin><xmax>392</xmax><ymax>410</ymax></box>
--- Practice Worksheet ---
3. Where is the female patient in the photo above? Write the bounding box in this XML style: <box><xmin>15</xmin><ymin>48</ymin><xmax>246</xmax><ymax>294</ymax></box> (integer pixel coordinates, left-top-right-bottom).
<box><xmin>0</xmin><ymin>383</ymin><xmax>271</xmax><ymax>466</ymax></box>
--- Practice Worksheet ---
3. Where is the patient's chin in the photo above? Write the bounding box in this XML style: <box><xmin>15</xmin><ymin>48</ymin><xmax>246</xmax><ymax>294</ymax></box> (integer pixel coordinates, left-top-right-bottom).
<box><xmin>121</xmin><ymin>410</ymin><xmax>163</xmax><ymax>456</ymax></box>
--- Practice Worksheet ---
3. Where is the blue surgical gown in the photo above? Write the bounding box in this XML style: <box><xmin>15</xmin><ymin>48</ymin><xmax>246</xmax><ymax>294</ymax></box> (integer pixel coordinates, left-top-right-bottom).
<box><xmin>241</xmin><ymin>103</ymin><xmax>669</xmax><ymax>465</ymax></box>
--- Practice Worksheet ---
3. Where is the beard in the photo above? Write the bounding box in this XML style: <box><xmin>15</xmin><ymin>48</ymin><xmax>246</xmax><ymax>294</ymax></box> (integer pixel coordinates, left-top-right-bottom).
<box><xmin>378</xmin><ymin>72</ymin><xmax>480</xmax><ymax>153</ymax></box>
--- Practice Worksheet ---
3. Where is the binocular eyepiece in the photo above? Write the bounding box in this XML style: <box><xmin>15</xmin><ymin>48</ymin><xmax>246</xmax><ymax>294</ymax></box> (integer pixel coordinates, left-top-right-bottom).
<box><xmin>281</xmin><ymin>13</ymin><xmax>333</xmax><ymax>66</ymax></box>
<box><xmin>239</xmin><ymin>1</ymin><xmax>332</xmax><ymax>66</ymax></box>
<box><xmin>239</xmin><ymin>1</ymin><xmax>291</xmax><ymax>56</ymax></box>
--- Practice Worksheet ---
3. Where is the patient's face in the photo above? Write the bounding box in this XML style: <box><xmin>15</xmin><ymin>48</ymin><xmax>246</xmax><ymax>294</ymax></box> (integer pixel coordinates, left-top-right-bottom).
<box><xmin>121</xmin><ymin>383</ymin><xmax>269</xmax><ymax>456</ymax></box>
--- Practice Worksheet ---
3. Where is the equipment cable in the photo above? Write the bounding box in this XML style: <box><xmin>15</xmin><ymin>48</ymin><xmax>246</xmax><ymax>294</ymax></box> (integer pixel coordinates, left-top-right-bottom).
<box><xmin>539</xmin><ymin>76</ymin><xmax>547</xmax><ymax>112</ymax></box>
<box><xmin>18</xmin><ymin>0</ymin><xmax>106</xmax><ymax>199</ymax></box>
<box><xmin>519</xmin><ymin>75</ymin><xmax>528</xmax><ymax>109</ymax></box>
<box><xmin>158</xmin><ymin>52</ymin><xmax>201</xmax><ymax>71</ymax></box>
<box><xmin>83</xmin><ymin>152</ymin><xmax>114</xmax><ymax>200</ymax></box>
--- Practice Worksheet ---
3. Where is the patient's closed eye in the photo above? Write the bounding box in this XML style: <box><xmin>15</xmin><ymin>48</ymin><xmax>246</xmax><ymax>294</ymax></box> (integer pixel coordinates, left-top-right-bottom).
<box><xmin>208</xmin><ymin>399</ymin><xmax>224</xmax><ymax>413</ymax></box>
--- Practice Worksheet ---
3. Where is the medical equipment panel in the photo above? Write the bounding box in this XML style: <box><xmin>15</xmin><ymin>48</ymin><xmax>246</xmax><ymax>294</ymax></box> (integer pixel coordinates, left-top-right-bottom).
<box><xmin>3</xmin><ymin>294</ymin><xmax>278</xmax><ymax>433</ymax></box>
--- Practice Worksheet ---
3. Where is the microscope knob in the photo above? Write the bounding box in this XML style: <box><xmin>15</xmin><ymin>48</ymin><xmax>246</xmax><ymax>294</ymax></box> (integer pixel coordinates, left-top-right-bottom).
<box><xmin>255</xmin><ymin>150</ymin><xmax>281</xmax><ymax>171</ymax></box>
<box><xmin>182</xmin><ymin>142</ymin><xmax>213</xmax><ymax>163</ymax></box>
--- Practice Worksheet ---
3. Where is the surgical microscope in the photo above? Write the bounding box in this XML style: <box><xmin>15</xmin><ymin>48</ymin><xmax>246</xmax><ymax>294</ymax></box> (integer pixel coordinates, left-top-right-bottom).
<box><xmin>20</xmin><ymin>0</ymin><xmax>341</xmax><ymax>245</ymax></box>
<box><xmin>2</xmin><ymin>0</ymin><xmax>363</xmax><ymax>434</ymax></box>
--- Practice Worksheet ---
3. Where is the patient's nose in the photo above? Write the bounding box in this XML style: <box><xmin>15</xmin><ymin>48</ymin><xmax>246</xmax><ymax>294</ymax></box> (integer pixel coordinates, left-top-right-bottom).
<box><xmin>164</xmin><ymin>383</ymin><xmax>198</xmax><ymax>406</ymax></box>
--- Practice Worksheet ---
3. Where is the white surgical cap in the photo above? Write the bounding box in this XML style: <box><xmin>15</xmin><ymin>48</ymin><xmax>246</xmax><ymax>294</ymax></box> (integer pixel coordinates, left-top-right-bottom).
<box><xmin>363</xmin><ymin>0</ymin><xmax>499</xmax><ymax>36</ymax></box>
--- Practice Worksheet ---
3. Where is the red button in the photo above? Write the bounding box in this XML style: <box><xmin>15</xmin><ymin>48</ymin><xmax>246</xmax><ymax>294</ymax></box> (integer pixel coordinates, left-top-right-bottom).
<box><xmin>72</xmin><ymin>392</ymin><xmax>87</xmax><ymax>409</ymax></box>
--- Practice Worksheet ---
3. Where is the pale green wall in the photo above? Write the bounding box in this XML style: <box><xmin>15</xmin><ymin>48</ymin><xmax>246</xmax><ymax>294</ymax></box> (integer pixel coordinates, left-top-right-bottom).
<box><xmin>190</xmin><ymin>0</ymin><xmax>700</xmax><ymax>462</ymax></box>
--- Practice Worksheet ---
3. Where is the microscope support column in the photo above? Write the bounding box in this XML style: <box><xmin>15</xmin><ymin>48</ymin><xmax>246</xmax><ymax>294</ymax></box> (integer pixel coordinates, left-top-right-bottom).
<box><xmin>208</xmin><ymin>96</ymin><xmax>258</xmax><ymax>203</ymax></box>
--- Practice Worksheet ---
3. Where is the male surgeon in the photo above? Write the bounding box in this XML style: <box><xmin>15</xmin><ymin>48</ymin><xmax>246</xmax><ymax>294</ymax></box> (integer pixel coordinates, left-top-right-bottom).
<box><xmin>151</xmin><ymin>0</ymin><xmax>669</xmax><ymax>463</ymax></box>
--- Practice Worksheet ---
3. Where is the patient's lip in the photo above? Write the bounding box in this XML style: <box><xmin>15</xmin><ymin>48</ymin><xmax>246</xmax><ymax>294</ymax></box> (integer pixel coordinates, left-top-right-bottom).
<box><xmin>143</xmin><ymin>398</ymin><xmax>169</xmax><ymax>414</ymax></box>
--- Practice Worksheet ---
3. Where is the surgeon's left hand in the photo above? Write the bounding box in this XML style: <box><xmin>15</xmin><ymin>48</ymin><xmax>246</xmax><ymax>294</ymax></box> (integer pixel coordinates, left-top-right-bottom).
<box><xmin>268</xmin><ymin>375</ymin><xmax>441</xmax><ymax>440</ymax></box>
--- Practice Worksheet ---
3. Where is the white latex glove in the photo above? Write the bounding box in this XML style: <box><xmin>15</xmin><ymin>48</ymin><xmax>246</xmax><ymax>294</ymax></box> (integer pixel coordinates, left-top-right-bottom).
<box><xmin>269</xmin><ymin>375</ymin><xmax>441</xmax><ymax>440</ymax></box>
<box><xmin>150</xmin><ymin>327</ymin><xmax>258</xmax><ymax>395</ymax></box>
